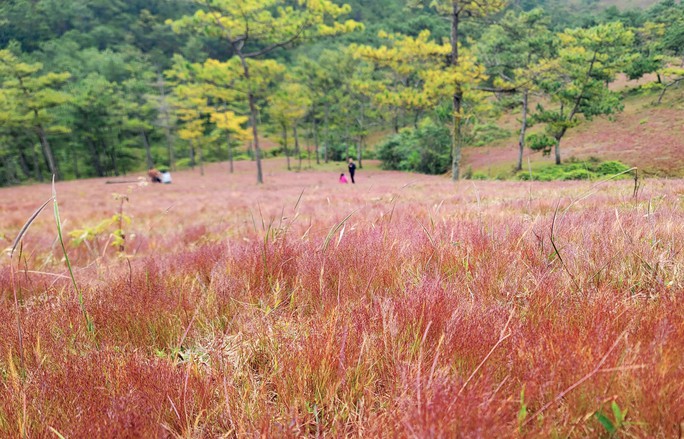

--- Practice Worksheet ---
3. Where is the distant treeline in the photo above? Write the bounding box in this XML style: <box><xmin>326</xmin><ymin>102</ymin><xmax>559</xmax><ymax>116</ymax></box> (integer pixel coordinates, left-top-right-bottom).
<box><xmin>0</xmin><ymin>0</ymin><xmax>682</xmax><ymax>185</ymax></box>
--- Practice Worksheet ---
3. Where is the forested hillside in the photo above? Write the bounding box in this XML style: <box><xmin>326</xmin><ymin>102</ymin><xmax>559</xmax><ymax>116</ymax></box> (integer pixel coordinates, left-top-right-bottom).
<box><xmin>0</xmin><ymin>0</ymin><xmax>682</xmax><ymax>185</ymax></box>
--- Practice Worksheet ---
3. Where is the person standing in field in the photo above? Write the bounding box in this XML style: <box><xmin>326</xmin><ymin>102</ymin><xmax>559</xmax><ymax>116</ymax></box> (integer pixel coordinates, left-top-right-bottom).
<box><xmin>348</xmin><ymin>157</ymin><xmax>356</xmax><ymax>184</ymax></box>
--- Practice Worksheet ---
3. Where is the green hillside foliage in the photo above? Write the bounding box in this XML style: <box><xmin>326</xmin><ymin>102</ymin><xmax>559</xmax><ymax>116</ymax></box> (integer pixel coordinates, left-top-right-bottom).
<box><xmin>517</xmin><ymin>159</ymin><xmax>632</xmax><ymax>181</ymax></box>
<box><xmin>0</xmin><ymin>0</ymin><xmax>682</xmax><ymax>185</ymax></box>
<box><xmin>377</xmin><ymin>120</ymin><xmax>452</xmax><ymax>174</ymax></box>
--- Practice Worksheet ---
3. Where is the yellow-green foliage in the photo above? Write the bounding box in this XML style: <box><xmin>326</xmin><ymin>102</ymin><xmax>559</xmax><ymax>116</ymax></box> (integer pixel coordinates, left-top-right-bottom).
<box><xmin>352</xmin><ymin>30</ymin><xmax>487</xmax><ymax>115</ymax></box>
<box><xmin>69</xmin><ymin>194</ymin><xmax>131</xmax><ymax>257</ymax></box>
<box><xmin>419</xmin><ymin>0</ymin><xmax>506</xmax><ymax>16</ymax></box>
<box><xmin>0</xmin><ymin>50</ymin><xmax>71</xmax><ymax>133</ymax></box>
<box><xmin>167</xmin><ymin>0</ymin><xmax>362</xmax><ymax>45</ymax></box>
<box><xmin>268</xmin><ymin>81</ymin><xmax>313</xmax><ymax>129</ymax></box>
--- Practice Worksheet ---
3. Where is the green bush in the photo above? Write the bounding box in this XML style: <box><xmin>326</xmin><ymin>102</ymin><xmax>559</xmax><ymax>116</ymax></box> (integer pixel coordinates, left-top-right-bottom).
<box><xmin>363</xmin><ymin>148</ymin><xmax>377</xmax><ymax>160</ymax></box>
<box><xmin>561</xmin><ymin>169</ymin><xmax>593</xmax><ymax>180</ymax></box>
<box><xmin>326</xmin><ymin>143</ymin><xmax>357</xmax><ymax>162</ymax></box>
<box><xmin>377</xmin><ymin>120</ymin><xmax>451</xmax><ymax>174</ymax></box>
<box><xmin>595</xmin><ymin>160</ymin><xmax>630</xmax><ymax>175</ymax></box>
<box><xmin>517</xmin><ymin>159</ymin><xmax>632</xmax><ymax>181</ymax></box>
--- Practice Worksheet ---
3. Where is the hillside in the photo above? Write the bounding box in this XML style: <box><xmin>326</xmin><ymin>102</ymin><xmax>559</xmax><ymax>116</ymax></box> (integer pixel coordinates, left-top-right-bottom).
<box><xmin>537</xmin><ymin>0</ymin><xmax>659</xmax><ymax>11</ymax></box>
<box><xmin>600</xmin><ymin>0</ymin><xmax>659</xmax><ymax>8</ymax></box>
<box><xmin>462</xmin><ymin>85</ymin><xmax>684</xmax><ymax>178</ymax></box>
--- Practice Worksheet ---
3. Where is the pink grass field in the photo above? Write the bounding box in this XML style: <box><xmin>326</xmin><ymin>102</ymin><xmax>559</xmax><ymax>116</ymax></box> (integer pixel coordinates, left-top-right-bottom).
<box><xmin>1</xmin><ymin>159</ymin><xmax>684</xmax><ymax>437</ymax></box>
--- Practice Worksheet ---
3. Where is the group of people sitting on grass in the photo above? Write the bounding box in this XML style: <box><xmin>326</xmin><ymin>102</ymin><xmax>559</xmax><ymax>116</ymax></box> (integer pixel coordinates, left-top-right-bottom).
<box><xmin>147</xmin><ymin>167</ymin><xmax>172</xmax><ymax>184</ymax></box>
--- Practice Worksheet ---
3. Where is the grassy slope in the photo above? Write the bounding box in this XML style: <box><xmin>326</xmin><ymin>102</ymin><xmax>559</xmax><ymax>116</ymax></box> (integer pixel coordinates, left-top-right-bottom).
<box><xmin>598</xmin><ymin>0</ymin><xmax>659</xmax><ymax>9</ymax></box>
<box><xmin>463</xmin><ymin>83</ymin><xmax>684</xmax><ymax>178</ymax></box>
<box><xmin>561</xmin><ymin>0</ymin><xmax>659</xmax><ymax>11</ymax></box>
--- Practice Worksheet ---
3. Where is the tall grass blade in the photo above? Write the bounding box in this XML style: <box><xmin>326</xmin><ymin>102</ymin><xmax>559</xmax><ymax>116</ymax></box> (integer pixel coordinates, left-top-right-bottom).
<box><xmin>550</xmin><ymin>200</ymin><xmax>581</xmax><ymax>292</ymax></box>
<box><xmin>293</xmin><ymin>188</ymin><xmax>305</xmax><ymax>212</ymax></box>
<box><xmin>52</xmin><ymin>176</ymin><xmax>94</xmax><ymax>334</ymax></box>
<box><xmin>10</xmin><ymin>197</ymin><xmax>53</xmax><ymax>258</ymax></box>
<box><xmin>48</xmin><ymin>427</ymin><xmax>67</xmax><ymax>439</ymax></box>
<box><xmin>321</xmin><ymin>210</ymin><xmax>356</xmax><ymax>254</ymax></box>
<box><xmin>8</xmin><ymin>198</ymin><xmax>52</xmax><ymax>376</ymax></box>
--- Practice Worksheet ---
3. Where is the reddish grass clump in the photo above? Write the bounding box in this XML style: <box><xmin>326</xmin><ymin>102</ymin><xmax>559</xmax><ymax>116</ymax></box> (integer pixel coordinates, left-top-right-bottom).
<box><xmin>1</xmin><ymin>159</ymin><xmax>684</xmax><ymax>436</ymax></box>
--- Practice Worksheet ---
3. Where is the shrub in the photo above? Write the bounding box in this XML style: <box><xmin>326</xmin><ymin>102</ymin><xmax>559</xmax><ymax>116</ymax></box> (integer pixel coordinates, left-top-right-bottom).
<box><xmin>326</xmin><ymin>143</ymin><xmax>357</xmax><ymax>162</ymax></box>
<box><xmin>377</xmin><ymin>135</ymin><xmax>404</xmax><ymax>170</ymax></box>
<box><xmin>561</xmin><ymin>169</ymin><xmax>593</xmax><ymax>180</ymax></box>
<box><xmin>595</xmin><ymin>160</ymin><xmax>630</xmax><ymax>175</ymax></box>
<box><xmin>518</xmin><ymin>159</ymin><xmax>632</xmax><ymax>181</ymax></box>
<box><xmin>363</xmin><ymin>147</ymin><xmax>377</xmax><ymax>160</ymax></box>
<box><xmin>377</xmin><ymin>120</ymin><xmax>451</xmax><ymax>174</ymax></box>
<box><xmin>526</xmin><ymin>133</ymin><xmax>556</xmax><ymax>156</ymax></box>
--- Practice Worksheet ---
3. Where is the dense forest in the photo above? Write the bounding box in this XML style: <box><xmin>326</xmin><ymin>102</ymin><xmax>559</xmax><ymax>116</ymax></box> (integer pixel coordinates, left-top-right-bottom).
<box><xmin>0</xmin><ymin>0</ymin><xmax>682</xmax><ymax>185</ymax></box>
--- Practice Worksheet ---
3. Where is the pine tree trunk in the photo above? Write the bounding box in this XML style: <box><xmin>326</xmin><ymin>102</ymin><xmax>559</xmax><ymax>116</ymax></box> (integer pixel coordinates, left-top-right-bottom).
<box><xmin>17</xmin><ymin>145</ymin><xmax>32</xmax><ymax>178</ymax></box>
<box><xmin>358</xmin><ymin>105</ymin><xmax>365</xmax><ymax>168</ymax></box>
<box><xmin>344</xmin><ymin>124</ymin><xmax>350</xmax><ymax>162</ymax></box>
<box><xmin>357</xmin><ymin>137</ymin><xmax>363</xmax><ymax>169</ymax></box>
<box><xmin>450</xmin><ymin>1</ymin><xmax>463</xmax><ymax>181</ymax></box>
<box><xmin>32</xmin><ymin>143</ymin><xmax>43</xmax><ymax>182</ymax></box>
<box><xmin>227</xmin><ymin>132</ymin><xmax>234</xmax><ymax>173</ymax></box>
<box><xmin>142</xmin><ymin>130</ymin><xmax>154</xmax><ymax>169</ymax></box>
<box><xmin>283</xmin><ymin>124</ymin><xmax>290</xmax><ymax>171</ymax></box>
<box><xmin>102</xmin><ymin>136</ymin><xmax>118</xmax><ymax>176</ymax></box>
<box><xmin>517</xmin><ymin>90</ymin><xmax>529</xmax><ymax>172</ymax></box>
<box><xmin>307</xmin><ymin>121</ymin><xmax>313</xmax><ymax>169</ymax></box>
<box><xmin>238</xmin><ymin>54</ymin><xmax>264</xmax><ymax>183</ymax></box>
<box><xmin>324</xmin><ymin>103</ymin><xmax>330</xmax><ymax>163</ymax></box>
<box><xmin>87</xmin><ymin>138</ymin><xmax>105</xmax><ymax>177</ymax></box>
<box><xmin>198</xmin><ymin>142</ymin><xmax>204</xmax><ymax>176</ymax></box>
<box><xmin>157</xmin><ymin>73</ymin><xmax>175</xmax><ymax>171</ymax></box>
<box><xmin>313</xmin><ymin>114</ymin><xmax>320</xmax><ymax>165</ymax></box>
<box><xmin>294</xmin><ymin>124</ymin><xmax>302</xmax><ymax>171</ymax></box>
<box><xmin>36</xmin><ymin>125</ymin><xmax>57</xmax><ymax>178</ymax></box>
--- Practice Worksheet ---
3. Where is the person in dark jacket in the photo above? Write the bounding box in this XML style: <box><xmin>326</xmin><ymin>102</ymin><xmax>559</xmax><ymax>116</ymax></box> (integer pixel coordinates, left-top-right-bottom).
<box><xmin>348</xmin><ymin>157</ymin><xmax>356</xmax><ymax>184</ymax></box>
